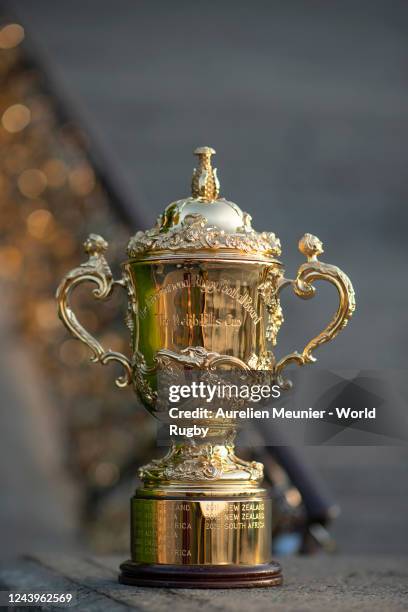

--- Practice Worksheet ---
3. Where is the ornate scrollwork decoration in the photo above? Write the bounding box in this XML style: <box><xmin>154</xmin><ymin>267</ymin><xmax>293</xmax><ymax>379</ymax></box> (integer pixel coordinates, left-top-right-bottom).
<box><xmin>134</xmin><ymin>352</ymin><xmax>252</xmax><ymax>414</ymax></box>
<box><xmin>274</xmin><ymin>233</ymin><xmax>356</xmax><ymax>388</ymax></box>
<box><xmin>133</xmin><ymin>351</ymin><xmax>157</xmax><ymax>406</ymax></box>
<box><xmin>139</xmin><ymin>441</ymin><xmax>264</xmax><ymax>483</ymax></box>
<box><xmin>127</xmin><ymin>213</ymin><xmax>281</xmax><ymax>258</ymax></box>
<box><xmin>133</xmin><ymin>346</ymin><xmax>254</xmax><ymax>408</ymax></box>
<box><xmin>258</xmin><ymin>266</ymin><xmax>285</xmax><ymax>346</ymax></box>
<box><xmin>56</xmin><ymin>234</ymin><xmax>132</xmax><ymax>388</ymax></box>
<box><xmin>247</xmin><ymin>351</ymin><xmax>276</xmax><ymax>371</ymax></box>
<box><xmin>156</xmin><ymin>346</ymin><xmax>252</xmax><ymax>372</ymax></box>
<box><xmin>122</xmin><ymin>267</ymin><xmax>137</xmax><ymax>338</ymax></box>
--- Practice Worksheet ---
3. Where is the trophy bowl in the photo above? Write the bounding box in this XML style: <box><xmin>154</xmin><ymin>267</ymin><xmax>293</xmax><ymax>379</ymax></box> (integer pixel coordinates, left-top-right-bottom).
<box><xmin>56</xmin><ymin>147</ymin><xmax>355</xmax><ymax>587</ymax></box>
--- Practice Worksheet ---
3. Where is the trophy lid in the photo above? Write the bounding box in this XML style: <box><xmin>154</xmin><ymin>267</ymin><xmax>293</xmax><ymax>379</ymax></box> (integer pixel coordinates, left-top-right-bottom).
<box><xmin>127</xmin><ymin>147</ymin><xmax>281</xmax><ymax>261</ymax></box>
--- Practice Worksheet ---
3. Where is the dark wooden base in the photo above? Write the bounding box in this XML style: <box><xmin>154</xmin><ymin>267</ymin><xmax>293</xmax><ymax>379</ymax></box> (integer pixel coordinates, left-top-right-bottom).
<box><xmin>119</xmin><ymin>561</ymin><xmax>283</xmax><ymax>589</ymax></box>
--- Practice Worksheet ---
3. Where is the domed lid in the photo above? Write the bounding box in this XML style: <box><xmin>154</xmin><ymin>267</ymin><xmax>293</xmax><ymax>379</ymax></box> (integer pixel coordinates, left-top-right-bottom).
<box><xmin>127</xmin><ymin>147</ymin><xmax>281</xmax><ymax>261</ymax></box>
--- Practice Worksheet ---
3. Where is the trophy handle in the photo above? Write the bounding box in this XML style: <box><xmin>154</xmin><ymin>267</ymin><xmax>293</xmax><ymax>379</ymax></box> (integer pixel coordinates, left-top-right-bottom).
<box><xmin>275</xmin><ymin>233</ymin><xmax>355</xmax><ymax>387</ymax></box>
<box><xmin>56</xmin><ymin>233</ymin><xmax>132</xmax><ymax>388</ymax></box>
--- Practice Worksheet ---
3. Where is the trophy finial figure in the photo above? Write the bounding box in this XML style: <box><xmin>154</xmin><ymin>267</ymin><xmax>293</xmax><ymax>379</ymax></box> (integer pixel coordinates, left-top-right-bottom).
<box><xmin>191</xmin><ymin>146</ymin><xmax>220</xmax><ymax>201</ymax></box>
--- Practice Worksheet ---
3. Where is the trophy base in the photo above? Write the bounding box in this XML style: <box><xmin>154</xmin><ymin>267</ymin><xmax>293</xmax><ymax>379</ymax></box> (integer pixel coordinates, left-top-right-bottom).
<box><xmin>119</xmin><ymin>561</ymin><xmax>283</xmax><ymax>589</ymax></box>
<box><xmin>119</xmin><ymin>484</ymin><xmax>283</xmax><ymax>589</ymax></box>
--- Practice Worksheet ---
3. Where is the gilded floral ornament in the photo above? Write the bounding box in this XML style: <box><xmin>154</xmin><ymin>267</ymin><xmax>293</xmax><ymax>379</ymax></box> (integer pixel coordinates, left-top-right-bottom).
<box><xmin>127</xmin><ymin>212</ymin><xmax>281</xmax><ymax>258</ymax></box>
<box><xmin>139</xmin><ymin>441</ymin><xmax>264</xmax><ymax>483</ymax></box>
<box><xmin>258</xmin><ymin>266</ymin><xmax>285</xmax><ymax>346</ymax></box>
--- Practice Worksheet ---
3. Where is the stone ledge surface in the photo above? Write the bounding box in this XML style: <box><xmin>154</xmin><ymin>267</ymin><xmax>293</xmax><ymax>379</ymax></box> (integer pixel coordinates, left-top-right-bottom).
<box><xmin>0</xmin><ymin>554</ymin><xmax>407</xmax><ymax>611</ymax></box>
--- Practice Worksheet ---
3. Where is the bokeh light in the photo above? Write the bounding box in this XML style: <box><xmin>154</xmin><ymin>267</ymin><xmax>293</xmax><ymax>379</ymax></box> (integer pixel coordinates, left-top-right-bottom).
<box><xmin>2</xmin><ymin>104</ymin><xmax>31</xmax><ymax>133</ymax></box>
<box><xmin>69</xmin><ymin>164</ymin><xmax>95</xmax><ymax>196</ymax></box>
<box><xmin>0</xmin><ymin>246</ymin><xmax>23</xmax><ymax>278</ymax></box>
<box><xmin>0</xmin><ymin>23</ymin><xmax>24</xmax><ymax>49</ymax></box>
<box><xmin>18</xmin><ymin>168</ymin><xmax>47</xmax><ymax>198</ymax></box>
<box><xmin>26</xmin><ymin>208</ymin><xmax>54</xmax><ymax>238</ymax></box>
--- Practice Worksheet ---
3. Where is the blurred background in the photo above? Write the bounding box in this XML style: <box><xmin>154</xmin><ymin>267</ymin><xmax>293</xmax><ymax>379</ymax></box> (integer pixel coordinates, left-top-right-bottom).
<box><xmin>0</xmin><ymin>0</ymin><xmax>407</xmax><ymax>559</ymax></box>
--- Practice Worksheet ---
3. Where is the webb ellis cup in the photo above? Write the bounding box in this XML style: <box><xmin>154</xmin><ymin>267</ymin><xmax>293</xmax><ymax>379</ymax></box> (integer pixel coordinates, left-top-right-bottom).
<box><xmin>57</xmin><ymin>147</ymin><xmax>355</xmax><ymax>587</ymax></box>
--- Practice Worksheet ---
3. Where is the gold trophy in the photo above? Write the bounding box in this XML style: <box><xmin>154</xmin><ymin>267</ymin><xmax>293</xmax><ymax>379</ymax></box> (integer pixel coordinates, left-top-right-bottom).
<box><xmin>57</xmin><ymin>147</ymin><xmax>355</xmax><ymax>588</ymax></box>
